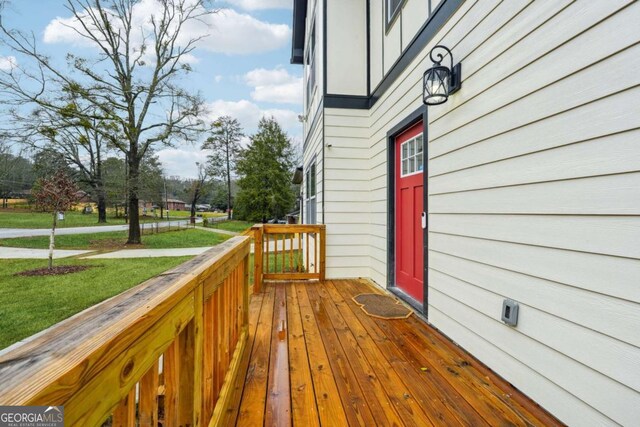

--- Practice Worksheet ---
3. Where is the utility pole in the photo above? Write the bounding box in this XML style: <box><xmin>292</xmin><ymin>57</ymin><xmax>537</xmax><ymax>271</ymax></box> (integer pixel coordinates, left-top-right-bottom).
<box><xmin>164</xmin><ymin>177</ymin><xmax>169</xmax><ymax>230</ymax></box>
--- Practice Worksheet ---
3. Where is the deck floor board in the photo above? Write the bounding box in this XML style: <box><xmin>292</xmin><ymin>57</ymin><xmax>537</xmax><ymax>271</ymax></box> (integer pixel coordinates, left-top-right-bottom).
<box><xmin>235</xmin><ymin>279</ymin><xmax>562</xmax><ymax>426</ymax></box>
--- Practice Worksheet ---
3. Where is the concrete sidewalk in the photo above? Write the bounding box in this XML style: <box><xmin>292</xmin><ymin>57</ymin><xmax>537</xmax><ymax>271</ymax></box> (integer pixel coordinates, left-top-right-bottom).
<box><xmin>82</xmin><ymin>247</ymin><xmax>213</xmax><ymax>259</ymax></box>
<box><xmin>0</xmin><ymin>247</ymin><xmax>93</xmax><ymax>259</ymax></box>
<box><xmin>0</xmin><ymin>232</ymin><xmax>301</xmax><ymax>260</ymax></box>
<box><xmin>0</xmin><ymin>219</ymin><xmax>200</xmax><ymax>239</ymax></box>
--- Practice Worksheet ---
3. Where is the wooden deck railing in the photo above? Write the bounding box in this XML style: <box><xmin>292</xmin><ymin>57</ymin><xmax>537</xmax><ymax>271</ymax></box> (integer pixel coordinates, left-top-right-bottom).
<box><xmin>0</xmin><ymin>236</ymin><xmax>251</xmax><ymax>427</ymax></box>
<box><xmin>251</xmin><ymin>224</ymin><xmax>326</xmax><ymax>292</ymax></box>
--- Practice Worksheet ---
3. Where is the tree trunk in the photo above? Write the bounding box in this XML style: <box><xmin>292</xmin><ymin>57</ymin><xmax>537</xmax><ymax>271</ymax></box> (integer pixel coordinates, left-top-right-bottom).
<box><xmin>96</xmin><ymin>186</ymin><xmax>107</xmax><ymax>223</ymax></box>
<box><xmin>226</xmin><ymin>173</ymin><xmax>232</xmax><ymax>220</ymax></box>
<box><xmin>97</xmin><ymin>195</ymin><xmax>107</xmax><ymax>223</ymax></box>
<box><xmin>190</xmin><ymin>203</ymin><xmax>197</xmax><ymax>224</ymax></box>
<box><xmin>48</xmin><ymin>212</ymin><xmax>57</xmax><ymax>269</ymax></box>
<box><xmin>96</xmin><ymin>149</ymin><xmax>107</xmax><ymax>223</ymax></box>
<box><xmin>127</xmin><ymin>153</ymin><xmax>141</xmax><ymax>244</ymax></box>
<box><xmin>190</xmin><ymin>187</ymin><xmax>199</xmax><ymax>224</ymax></box>
<box><xmin>226</xmin><ymin>145</ymin><xmax>232</xmax><ymax>220</ymax></box>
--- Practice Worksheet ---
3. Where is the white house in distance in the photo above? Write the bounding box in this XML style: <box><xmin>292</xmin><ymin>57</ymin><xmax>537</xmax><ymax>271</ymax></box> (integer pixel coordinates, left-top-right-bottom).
<box><xmin>292</xmin><ymin>0</ymin><xmax>640</xmax><ymax>425</ymax></box>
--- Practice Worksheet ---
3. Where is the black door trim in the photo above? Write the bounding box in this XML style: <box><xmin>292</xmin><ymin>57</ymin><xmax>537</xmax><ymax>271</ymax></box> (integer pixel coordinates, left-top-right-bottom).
<box><xmin>387</xmin><ymin>105</ymin><xmax>429</xmax><ymax>316</ymax></box>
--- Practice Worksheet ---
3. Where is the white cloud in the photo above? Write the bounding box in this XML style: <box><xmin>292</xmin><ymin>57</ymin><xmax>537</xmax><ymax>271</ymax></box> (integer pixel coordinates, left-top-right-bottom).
<box><xmin>156</xmin><ymin>147</ymin><xmax>207</xmax><ymax>179</ymax></box>
<box><xmin>204</xmin><ymin>99</ymin><xmax>300</xmax><ymax>131</ymax></box>
<box><xmin>225</xmin><ymin>0</ymin><xmax>292</xmax><ymax>10</ymax></box>
<box><xmin>43</xmin><ymin>2</ymin><xmax>290</xmax><ymax>56</ymax></box>
<box><xmin>199</xmin><ymin>9</ymin><xmax>290</xmax><ymax>54</ymax></box>
<box><xmin>214</xmin><ymin>75</ymin><xmax>223</xmax><ymax>83</ymax></box>
<box><xmin>159</xmin><ymin>99</ymin><xmax>301</xmax><ymax>178</ymax></box>
<box><xmin>244</xmin><ymin>67</ymin><xmax>302</xmax><ymax>104</ymax></box>
<box><xmin>0</xmin><ymin>56</ymin><xmax>17</xmax><ymax>70</ymax></box>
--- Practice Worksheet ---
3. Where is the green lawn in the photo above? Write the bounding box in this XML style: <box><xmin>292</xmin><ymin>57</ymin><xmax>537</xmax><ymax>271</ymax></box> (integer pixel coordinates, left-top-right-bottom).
<box><xmin>249</xmin><ymin>250</ymin><xmax>302</xmax><ymax>284</ymax></box>
<box><xmin>0</xmin><ymin>211</ymin><xmax>190</xmax><ymax>229</ymax></box>
<box><xmin>0</xmin><ymin>257</ymin><xmax>191</xmax><ymax>349</ymax></box>
<box><xmin>206</xmin><ymin>220</ymin><xmax>254</xmax><ymax>233</ymax></box>
<box><xmin>0</xmin><ymin>228</ymin><xmax>230</xmax><ymax>250</ymax></box>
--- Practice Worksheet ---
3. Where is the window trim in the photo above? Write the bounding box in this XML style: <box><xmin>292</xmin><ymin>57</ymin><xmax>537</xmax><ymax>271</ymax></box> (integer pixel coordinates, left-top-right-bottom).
<box><xmin>385</xmin><ymin>0</ymin><xmax>406</xmax><ymax>31</ymax></box>
<box><xmin>305</xmin><ymin>18</ymin><xmax>316</xmax><ymax>110</ymax></box>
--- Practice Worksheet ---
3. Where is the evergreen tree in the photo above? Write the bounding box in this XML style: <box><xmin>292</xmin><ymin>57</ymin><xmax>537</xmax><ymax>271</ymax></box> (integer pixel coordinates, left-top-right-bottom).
<box><xmin>235</xmin><ymin>118</ymin><xmax>295</xmax><ymax>222</ymax></box>
<box><xmin>202</xmin><ymin>116</ymin><xmax>243</xmax><ymax>219</ymax></box>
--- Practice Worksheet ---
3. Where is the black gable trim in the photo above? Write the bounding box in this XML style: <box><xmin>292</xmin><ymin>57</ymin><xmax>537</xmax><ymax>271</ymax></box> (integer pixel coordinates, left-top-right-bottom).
<box><xmin>291</xmin><ymin>0</ymin><xmax>308</xmax><ymax>64</ymax></box>
<box><xmin>324</xmin><ymin>94</ymin><xmax>370</xmax><ymax>110</ymax></box>
<box><xmin>324</xmin><ymin>0</ymin><xmax>464</xmax><ymax>109</ymax></box>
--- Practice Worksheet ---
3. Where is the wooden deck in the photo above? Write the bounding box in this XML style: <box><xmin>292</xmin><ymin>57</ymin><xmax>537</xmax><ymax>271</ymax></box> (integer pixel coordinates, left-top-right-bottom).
<box><xmin>223</xmin><ymin>278</ymin><xmax>561</xmax><ymax>426</ymax></box>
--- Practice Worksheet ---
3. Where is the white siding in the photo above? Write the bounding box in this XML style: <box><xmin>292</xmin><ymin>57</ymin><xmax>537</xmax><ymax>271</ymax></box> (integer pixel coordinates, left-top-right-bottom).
<box><xmin>326</xmin><ymin>0</ymin><xmax>367</xmax><ymax>95</ymax></box>
<box><xmin>324</xmin><ymin>109</ymin><xmax>371</xmax><ymax>278</ymax></box>
<box><xmin>302</xmin><ymin>108</ymin><xmax>324</xmax><ymax>225</ymax></box>
<box><xmin>312</xmin><ymin>0</ymin><xmax>640</xmax><ymax>425</ymax></box>
<box><xmin>303</xmin><ymin>0</ymin><xmax>323</xmax><ymax>126</ymax></box>
<box><xmin>369</xmin><ymin>0</ymin><xmax>384</xmax><ymax>90</ymax></box>
<box><xmin>401</xmin><ymin>0</ymin><xmax>429</xmax><ymax>51</ymax></box>
<box><xmin>373</xmin><ymin>0</ymin><xmax>455</xmax><ymax>89</ymax></box>
<box><xmin>383</xmin><ymin>14</ymin><xmax>401</xmax><ymax>74</ymax></box>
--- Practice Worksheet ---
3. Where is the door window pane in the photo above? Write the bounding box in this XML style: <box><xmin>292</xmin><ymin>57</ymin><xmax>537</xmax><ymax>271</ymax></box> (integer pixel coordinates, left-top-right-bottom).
<box><xmin>399</xmin><ymin>133</ymin><xmax>424</xmax><ymax>177</ymax></box>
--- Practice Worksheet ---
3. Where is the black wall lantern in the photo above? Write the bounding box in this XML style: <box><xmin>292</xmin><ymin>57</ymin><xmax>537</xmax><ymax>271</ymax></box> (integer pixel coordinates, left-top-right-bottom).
<box><xmin>422</xmin><ymin>45</ymin><xmax>462</xmax><ymax>105</ymax></box>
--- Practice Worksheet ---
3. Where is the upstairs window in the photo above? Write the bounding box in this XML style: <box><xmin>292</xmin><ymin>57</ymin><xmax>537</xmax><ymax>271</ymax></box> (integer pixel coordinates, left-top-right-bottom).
<box><xmin>305</xmin><ymin>161</ymin><xmax>317</xmax><ymax>224</ymax></box>
<box><xmin>305</xmin><ymin>21</ymin><xmax>316</xmax><ymax>109</ymax></box>
<box><xmin>386</xmin><ymin>0</ymin><xmax>404</xmax><ymax>26</ymax></box>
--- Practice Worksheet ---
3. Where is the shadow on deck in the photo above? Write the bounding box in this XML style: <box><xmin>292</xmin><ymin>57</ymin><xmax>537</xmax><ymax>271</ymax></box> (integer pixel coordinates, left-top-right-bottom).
<box><xmin>225</xmin><ymin>278</ymin><xmax>561</xmax><ymax>426</ymax></box>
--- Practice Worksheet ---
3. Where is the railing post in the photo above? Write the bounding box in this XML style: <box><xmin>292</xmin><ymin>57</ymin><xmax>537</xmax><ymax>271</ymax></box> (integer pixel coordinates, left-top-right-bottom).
<box><xmin>253</xmin><ymin>225</ymin><xmax>263</xmax><ymax>293</ymax></box>
<box><xmin>243</xmin><ymin>254</ymin><xmax>250</xmax><ymax>325</ymax></box>
<box><xmin>319</xmin><ymin>225</ymin><xmax>326</xmax><ymax>282</ymax></box>
<box><xmin>177</xmin><ymin>319</ymin><xmax>195</xmax><ymax>426</ymax></box>
<box><xmin>193</xmin><ymin>284</ymin><xmax>204</xmax><ymax>427</ymax></box>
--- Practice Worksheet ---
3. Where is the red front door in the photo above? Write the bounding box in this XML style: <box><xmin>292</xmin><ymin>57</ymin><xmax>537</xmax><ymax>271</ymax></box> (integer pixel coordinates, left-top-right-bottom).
<box><xmin>395</xmin><ymin>122</ymin><xmax>424</xmax><ymax>303</ymax></box>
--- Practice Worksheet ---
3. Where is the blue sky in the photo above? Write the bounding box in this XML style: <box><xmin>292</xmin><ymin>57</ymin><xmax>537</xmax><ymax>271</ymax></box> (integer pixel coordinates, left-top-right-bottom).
<box><xmin>0</xmin><ymin>0</ymin><xmax>302</xmax><ymax>178</ymax></box>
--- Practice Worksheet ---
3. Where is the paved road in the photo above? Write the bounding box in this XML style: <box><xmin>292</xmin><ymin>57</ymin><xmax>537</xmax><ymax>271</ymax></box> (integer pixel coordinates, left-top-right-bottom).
<box><xmin>0</xmin><ymin>219</ymin><xmax>201</xmax><ymax>239</ymax></box>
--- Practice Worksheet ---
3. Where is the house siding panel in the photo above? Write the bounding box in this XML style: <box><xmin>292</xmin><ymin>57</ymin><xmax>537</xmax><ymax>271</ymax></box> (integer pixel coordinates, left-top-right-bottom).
<box><xmin>383</xmin><ymin>16</ymin><xmax>401</xmax><ymax>75</ymax></box>
<box><xmin>400</xmin><ymin>0</ymin><xmax>429</xmax><ymax>51</ymax></box>
<box><xmin>326</xmin><ymin>0</ymin><xmax>367</xmax><ymax>95</ymax></box>
<box><xmin>302</xmin><ymin>0</ymin><xmax>640</xmax><ymax>424</ymax></box>
<box><xmin>323</xmin><ymin>111</ymin><xmax>371</xmax><ymax>280</ymax></box>
<box><xmin>370</xmin><ymin>0</ymin><xmax>384</xmax><ymax>90</ymax></box>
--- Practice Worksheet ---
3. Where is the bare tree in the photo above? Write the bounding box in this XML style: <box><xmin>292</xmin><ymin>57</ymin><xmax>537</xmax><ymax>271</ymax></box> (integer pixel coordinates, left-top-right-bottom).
<box><xmin>32</xmin><ymin>171</ymin><xmax>79</xmax><ymax>269</ymax></box>
<box><xmin>202</xmin><ymin>116</ymin><xmax>243</xmax><ymax>220</ymax></box>
<box><xmin>187</xmin><ymin>161</ymin><xmax>208</xmax><ymax>224</ymax></box>
<box><xmin>15</xmin><ymin>104</ymin><xmax>118</xmax><ymax>223</ymax></box>
<box><xmin>0</xmin><ymin>0</ymin><xmax>210</xmax><ymax>243</ymax></box>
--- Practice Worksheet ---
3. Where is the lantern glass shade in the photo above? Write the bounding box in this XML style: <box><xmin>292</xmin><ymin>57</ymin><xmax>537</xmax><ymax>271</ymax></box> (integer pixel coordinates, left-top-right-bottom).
<box><xmin>423</xmin><ymin>65</ymin><xmax>450</xmax><ymax>105</ymax></box>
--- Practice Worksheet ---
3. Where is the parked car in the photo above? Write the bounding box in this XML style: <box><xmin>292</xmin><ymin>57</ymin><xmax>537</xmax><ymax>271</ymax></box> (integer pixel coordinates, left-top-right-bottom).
<box><xmin>267</xmin><ymin>218</ymin><xmax>287</xmax><ymax>224</ymax></box>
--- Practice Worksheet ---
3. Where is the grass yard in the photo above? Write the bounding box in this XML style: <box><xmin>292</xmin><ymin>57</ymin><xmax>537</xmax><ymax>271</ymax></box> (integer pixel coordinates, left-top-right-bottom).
<box><xmin>0</xmin><ymin>210</ymin><xmax>190</xmax><ymax>229</ymax></box>
<box><xmin>206</xmin><ymin>220</ymin><xmax>254</xmax><ymax>233</ymax></box>
<box><xmin>0</xmin><ymin>228</ymin><xmax>230</xmax><ymax>250</ymax></box>
<box><xmin>248</xmin><ymin>250</ymin><xmax>302</xmax><ymax>284</ymax></box>
<box><xmin>0</xmin><ymin>257</ymin><xmax>191</xmax><ymax>349</ymax></box>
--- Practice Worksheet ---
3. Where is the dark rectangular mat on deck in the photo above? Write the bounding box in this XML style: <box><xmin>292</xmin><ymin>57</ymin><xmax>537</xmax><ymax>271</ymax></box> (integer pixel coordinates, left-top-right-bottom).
<box><xmin>352</xmin><ymin>293</ymin><xmax>412</xmax><ymax>319</ymax></box>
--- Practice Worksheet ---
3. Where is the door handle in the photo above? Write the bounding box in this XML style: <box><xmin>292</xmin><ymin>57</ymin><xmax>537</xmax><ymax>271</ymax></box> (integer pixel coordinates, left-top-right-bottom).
<box><xmin>421</xmin><ymin>212</ymin><xmax>427</xmax><ymax>229</ymax></box>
